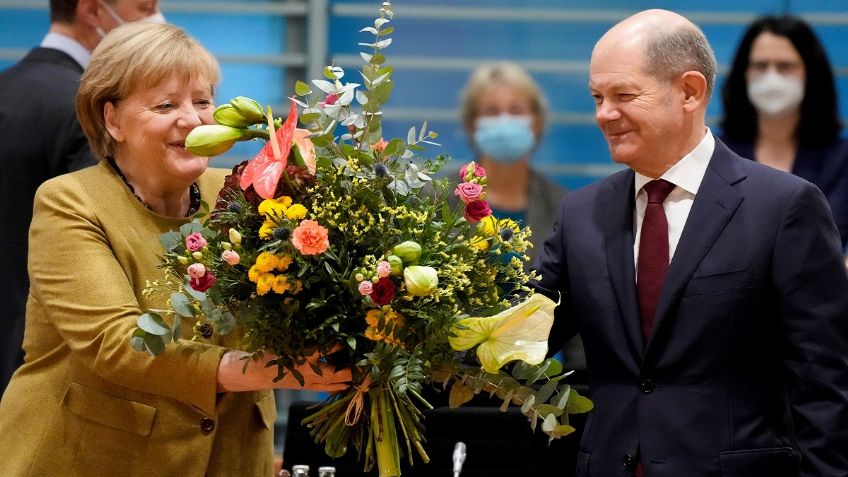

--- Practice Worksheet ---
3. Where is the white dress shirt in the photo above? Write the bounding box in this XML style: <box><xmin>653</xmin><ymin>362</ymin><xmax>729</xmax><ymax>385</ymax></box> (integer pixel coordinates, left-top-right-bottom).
<box><xmin>633</xmin><ymin>129</ymin><xmax>715</xmax><ymax>272</ymax></box>
<box><xmin>40</xmin><ymin>32</ymin><xmax>91</xmax><ymax>69</ymax></box>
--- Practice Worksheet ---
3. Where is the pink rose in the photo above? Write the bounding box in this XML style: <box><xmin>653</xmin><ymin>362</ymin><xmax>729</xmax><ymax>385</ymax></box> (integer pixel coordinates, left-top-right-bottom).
<box><xmin>190</xmin><ymin>273</ymin><xmax>216</xmax><ymax>292</ymax></box>
<box><xmin>464</xmin><ymin>199</ymin><xmax>492</xmax><ymax>224</ymax></box>
<box><xmin>454</xmin><ymin>182</ymin><xmax>484</xmax><ymax>204</ymax></box>
<box><xmin>187</xmin><ymin>263</ymin><xmax>206</xmax><ymax>279</ymax></box>
<box><xmin>221</xmin><ymin>250</ymin><xmax>240</xmax><ymax>266</ymax></box>
<box><xmin>371</xmin><ymin>278</ymin><xmax>395</xmax><ymax>306</ymax></box>
<box><xmin>292</xmin><ymin>220</ymin><xmax>330</xmax><ymax>255</ymax></box>
<box><xmin>358</xmin><ymin>280</ymin><xmax>374</xmax><ymax>296</ymax></box>
<box><xmin>185</xmin><ymin>232</ymin><xmax>208</xmax><ymax>252</ymax></box>
<box><xmin>459</xmin><ymin>162</ymin><xmax>486</xmax><ymax>182</ymax></box>
<box><xmin>376</xmin><ymin>261</ymin><xmax>392</xmax><ymax>278</ymax></box>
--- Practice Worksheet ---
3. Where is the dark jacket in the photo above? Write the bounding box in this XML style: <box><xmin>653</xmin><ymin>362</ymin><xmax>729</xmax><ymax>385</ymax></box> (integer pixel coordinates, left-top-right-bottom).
<box><xmin>533</xmin><ymin>139</ymin><xmax>848</xmax><ymax>477</ymax></box>
<box><xmin>721</xmin><ymin>136</ymin><xmax>848</xmax><ymax>249</ymax></box>
<box><xmin>0</xmin><ymin>47</ymin><xmax>95</xmax><ymax>394</ymax></box>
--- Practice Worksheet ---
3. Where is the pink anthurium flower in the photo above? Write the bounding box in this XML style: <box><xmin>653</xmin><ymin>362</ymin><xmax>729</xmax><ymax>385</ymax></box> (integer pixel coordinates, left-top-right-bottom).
<box><xmin>239</xmin><ymin>99</ymin><xmax>298</xmax><ymax>199</ymax></box>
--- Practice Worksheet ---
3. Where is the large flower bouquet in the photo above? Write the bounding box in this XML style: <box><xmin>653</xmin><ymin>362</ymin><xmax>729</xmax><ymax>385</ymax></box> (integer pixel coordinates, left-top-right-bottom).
<box><xmin>132</xmin><ymin>2</ymin><xmax>591</xmax><ymax>475</ymax></box>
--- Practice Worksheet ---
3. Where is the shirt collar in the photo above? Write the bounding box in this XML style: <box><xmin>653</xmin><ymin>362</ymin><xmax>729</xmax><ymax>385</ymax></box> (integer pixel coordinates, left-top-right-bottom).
<box><xmin>634</xmin><ymin>128</ymin><xmax>715</xmax><ymax>197</ymax></box>
<box><xmin>40</xmin><ymin>32</ymin><xmax>91</xmax><ymax>69</ymax></box>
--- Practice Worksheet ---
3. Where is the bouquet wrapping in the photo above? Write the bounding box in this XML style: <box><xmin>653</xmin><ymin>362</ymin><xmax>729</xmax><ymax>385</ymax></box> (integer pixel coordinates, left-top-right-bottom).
<box><xmin>133</xmin><ymin>3</ymin><xmax>591</xmax><ymax>475</ymax></box>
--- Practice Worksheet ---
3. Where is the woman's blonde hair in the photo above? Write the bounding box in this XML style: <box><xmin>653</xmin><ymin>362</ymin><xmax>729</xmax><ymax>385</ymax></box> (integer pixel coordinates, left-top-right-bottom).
<box><xmin>76</xmin><ymin>23</ymin><xmax>220</xmax><ymax>160</ymax></box>
<box><xmin>459</xmin><ymin>61</ymin><xmax>548</xmax><ymax>134</ymax></box>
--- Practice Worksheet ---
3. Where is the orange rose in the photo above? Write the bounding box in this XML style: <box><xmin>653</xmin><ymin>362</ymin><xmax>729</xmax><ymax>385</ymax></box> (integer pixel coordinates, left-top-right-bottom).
<box><xmin>291</xmin><ymin>219</ymin><xmax>329</xmax><ymax>255</ymax></box>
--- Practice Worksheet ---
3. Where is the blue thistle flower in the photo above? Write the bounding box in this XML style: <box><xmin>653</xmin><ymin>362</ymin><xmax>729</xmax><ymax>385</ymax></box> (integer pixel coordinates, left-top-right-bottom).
<box><xmin>374</xmin><ymin>164</ymin><xmax>389</xmax><ymax>177</ymax></box>
<box><xmin>273</xmin><ymin>227</ymin><xmax>291</xmax><ymax>241</ymax></box>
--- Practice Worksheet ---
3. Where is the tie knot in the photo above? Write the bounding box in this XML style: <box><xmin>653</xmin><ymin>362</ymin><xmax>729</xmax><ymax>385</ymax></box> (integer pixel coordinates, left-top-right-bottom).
<box><xmin>643</xmin><ymin>179</ymin><xmax>675</xmax><ymax>204</ymax></box>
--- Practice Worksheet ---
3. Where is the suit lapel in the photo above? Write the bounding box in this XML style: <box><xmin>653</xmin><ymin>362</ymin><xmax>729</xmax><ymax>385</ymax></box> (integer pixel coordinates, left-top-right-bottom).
<box><xmin>601</xmin><ymin>170</ymin><xmax>644</xmax><ymax>360</ymax></box>
<box><xmin>644</xmin><ymin>140</ymin><xmax>746</xmax><ymax>355</ymax></box>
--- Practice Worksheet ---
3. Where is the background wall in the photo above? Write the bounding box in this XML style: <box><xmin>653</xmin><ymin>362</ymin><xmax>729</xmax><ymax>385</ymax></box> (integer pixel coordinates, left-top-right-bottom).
<box><xmin>2</xmin><ymin>0</ymin><xmax>846</xmax><ymax>453</ymax></box>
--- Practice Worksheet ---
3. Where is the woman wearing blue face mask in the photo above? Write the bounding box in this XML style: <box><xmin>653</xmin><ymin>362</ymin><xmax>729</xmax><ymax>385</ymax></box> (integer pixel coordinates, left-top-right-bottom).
<box><xmin>458</xmin><ymin>61</ymin><xmax>566</xmax><ymax>265</ymax></box>
<box><xmin>721</xmin><ymin>16</ymin><xmax>848</xmax><ymax>257</ymax></box>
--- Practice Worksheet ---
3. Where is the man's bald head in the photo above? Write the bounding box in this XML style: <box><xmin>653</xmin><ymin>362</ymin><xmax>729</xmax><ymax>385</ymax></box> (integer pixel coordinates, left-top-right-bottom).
<box><xmin>595</xmin><ymin>9</ymin><xmax>717</xmax><ymax>99</ymax></box>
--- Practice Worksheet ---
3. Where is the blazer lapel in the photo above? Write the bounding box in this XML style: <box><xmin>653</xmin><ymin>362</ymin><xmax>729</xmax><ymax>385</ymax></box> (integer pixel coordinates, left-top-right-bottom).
<box><xmin>645</xmin><ymin>140</ymin><xmax>746</xmax><ymax>355</ymax></box>
<box><xmin>601</xmin><ymin>170</ymin><xmax>644</xmax><ymax>360</ymax></box>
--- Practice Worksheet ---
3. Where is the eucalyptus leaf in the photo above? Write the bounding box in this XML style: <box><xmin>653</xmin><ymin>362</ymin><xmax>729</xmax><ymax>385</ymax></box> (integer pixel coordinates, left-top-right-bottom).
<box><xmin>172</xmin><ymin>314</ymin><xmax>183</xmax><ymax>341</ymax></box>
<box><xmin>374</xmin><ymin>18</ymin><xmax>390</xmax><ymax>28</ymax></box>
<box><xmin>130</xmin><ymin>328</ymin><xmax>147</xmax><ymax>352</ymax></box>
<box><xmin>159</xmin><ymin>231</ymin><xmax>183</xmax><ymax>252</ymax></box>
<box><xmin>382</xmin><ymin>138</ymin><xmax>404</xmax><ymax>157</ymax></box>
<box><xmin>360</xmin><ymin>52</ymin><xmax>373</xmax><ymax>62</ymax></box>
<box><xmin>295</xmin><ymin>80</ymin><xmax>312</xmax><ymax>96</ymax></box>
<box><xmin>360</xmin><ymin>26</ymin><xmax>379</xmax><ymax>34</ymax></box>
<box><xmin>143</xmin><ymin>333</ymin><xmax>167</xmax><ymax>355</ymax></box>
<box><xmin>380</xmin><ymin>26</ymin><xmax>394</xmax><ymax>36</ymax></box>
<box><xmin>407</xmin><ymin>127</ymin><xmax>416</xmax><ymax>145</ymax></box>
<box><xmin>300</xmin><ymin>112</ymin><xmax>321</xmax><ymax>124</ymax></box>
<box><xmin>178</xmin><ymin>221</ymin><xmax>203</xmax><ymax>236</ymax></box>
<box><xmin>137</xmin><ymin>312</ymin><xmax>170</xmax><ymax>336</ymax></box>
<box><xmin>346</xmin><ymin>336</ymin><xmax>357</xmax><ymax>350</ymax></box>
<box><xmin>312</xmin><ymin>79</ymin><xmax>336</xmax><ymax>94</ymax></box>
<box><xmin>170</xmin><ymin>292</ymin><xmax>194</xmax><ymax>318</ymax></box>
<box><xmin>218</xmin><ymin>311</ymin><xmax>236</xmax><ymax>335</ymax></box>
<box><xmin>374</xmin><ymin>38</ymin><xmax>392</xmax><ymax>49</ymax></box>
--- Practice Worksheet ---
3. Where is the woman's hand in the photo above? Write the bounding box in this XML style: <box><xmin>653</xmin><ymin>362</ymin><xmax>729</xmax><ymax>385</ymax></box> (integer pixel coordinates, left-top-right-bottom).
<box><xmin>217</xmin><ymin>349</ymin><xmax>351</xmax><ymax>393</ymax></box>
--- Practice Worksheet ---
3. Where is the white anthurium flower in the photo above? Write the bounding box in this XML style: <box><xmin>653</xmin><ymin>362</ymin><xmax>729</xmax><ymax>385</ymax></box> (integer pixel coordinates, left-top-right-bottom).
<box><xmin>449</xmin><ymin>293</ymin><xmax>558</xmax><ymax>374</ymax></box>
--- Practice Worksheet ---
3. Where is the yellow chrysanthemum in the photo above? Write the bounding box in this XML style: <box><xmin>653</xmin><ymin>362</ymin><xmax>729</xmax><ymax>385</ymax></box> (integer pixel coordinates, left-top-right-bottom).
<box><xmin>248</xmin><ymin>264</ymin><xmax>261</xmax><ymax>282</ymax></box>
<box><xmin>285</xmin><ymin>203</ymin><xmax>308</xmax><ymax>220</ymax></box>
<box><xmin>365</xmin><ymin>309</ymin><xmax>382</xmax><ymax>328</ymax></box>
<box><xmin>259</xmin><ymin>220</ymin><xmax>277</xmax><ymax>240</ymax></box>
<box><xmin>477</xmin><ymin>215</ymin><xmax>498</xmax><ymax>237</ymax></box>
<box><xmin>254</xmin><ymin>252</ymin><xmax>278</xmax><ymax>273</ymax></box>
<box><xmin>499</xmin><ymin>218</ymin><xmax>520</xmax><ymax>232</ymax></box>
<box><xmin>276</xmin><ymin>254</ymin><xmax>293</xmax><ymax>271</ymax></box>
<box><xmin>256</xmin><ymin>273</ymin><xmax>275</xmax><ymax>296</ymax></box>
<box><xmin>364</xmin><ymin>327</ymin><xmax>384</xmax><ymax>342</ymax></box>
<box><xmin>272</xmin><ymin>275</ymin><xmax>290</xmax><ymax>294</ymax></box>
<box><xmin>470</xmin><ymin>235</ymin><xmax>490</xmax><ymax>252</ymax></box>
<box><xmin>258</xmin><ymin>196</ymin><xmax>293</xmax><ymax>218</ymax></box>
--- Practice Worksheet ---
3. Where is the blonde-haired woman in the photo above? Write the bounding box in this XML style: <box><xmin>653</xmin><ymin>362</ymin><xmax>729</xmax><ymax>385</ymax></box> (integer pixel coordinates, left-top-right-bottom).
<box><xmin>0</xmin><ymin>23</ymin><xmax>349</xmax><ymax>477</ymax></box>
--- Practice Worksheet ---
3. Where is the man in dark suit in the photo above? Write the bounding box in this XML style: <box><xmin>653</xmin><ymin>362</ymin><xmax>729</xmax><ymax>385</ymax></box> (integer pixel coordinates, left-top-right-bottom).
<box><xmin>534</xmin><ymin>9</ymin><xmax>848</xmax><ymax>477</ymax></box>
<box><xmin>0</xmin><ymin>0</ymin><xmax>163</xmax><ymax>395</ymax></box>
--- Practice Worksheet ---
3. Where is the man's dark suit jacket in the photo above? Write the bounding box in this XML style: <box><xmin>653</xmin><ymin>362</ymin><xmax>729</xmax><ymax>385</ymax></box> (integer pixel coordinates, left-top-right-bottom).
<box><xmin>0</xmin><ymin>47</ymin><xmax>95</xmax><ymax>395</ymax></box>
<box><xmin>533</xmin><ymin>138</ymin><xmax>848</xmax><ymax>477</ymax></box>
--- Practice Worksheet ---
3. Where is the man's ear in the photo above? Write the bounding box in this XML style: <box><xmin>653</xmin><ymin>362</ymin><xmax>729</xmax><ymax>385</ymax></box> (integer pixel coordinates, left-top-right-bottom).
<box><xmin>103</xmin><ymin>101</ymin><xmax>124</xmax><ymax>142</ymax></box>
<box><xmin>75</xmin><ymin>0</ymin><xmax>101</xmax><ymax>28</ymax></box>
<box><xmin>680</xmin><ymin>71</ymin><xmax>708</xmax><ymax>112</ymax></box>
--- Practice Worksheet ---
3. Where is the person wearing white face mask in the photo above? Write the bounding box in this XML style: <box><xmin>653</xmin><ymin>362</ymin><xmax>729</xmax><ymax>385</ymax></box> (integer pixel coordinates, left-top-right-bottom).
<box><xmin>721</xmin><ymin>15</ymin><xmax>848</xmax><ymax>253</ymax></box>
<box><xmin>0</xmin><ymin>0</ymin><xmax>164</xmax><ymax>396</ymax></box>
<box><xmin>96</xmin><ymin>0</ymin><xmax>166</xmax><ymax>38</ymax></box>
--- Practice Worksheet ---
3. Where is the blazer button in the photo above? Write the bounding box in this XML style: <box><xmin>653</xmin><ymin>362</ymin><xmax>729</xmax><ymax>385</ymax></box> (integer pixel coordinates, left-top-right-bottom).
<box><xmin>622</xmin><ymin>453</ymin><xmax>636</xmax><ymax>471</ymax></box>
<box><xmin>199</xmin><ymin>323</ymin><xmax>214</xmax><ymax>339</ymax></box>
<box><xmin>640</xmin><ymin>378</ymin><xmax>655</xmax><ymax>394</ymax></box>
<box><xmin>200</xmin><ymin>417</ymin><xmax>215</xmax><ymax>433</ymax></box>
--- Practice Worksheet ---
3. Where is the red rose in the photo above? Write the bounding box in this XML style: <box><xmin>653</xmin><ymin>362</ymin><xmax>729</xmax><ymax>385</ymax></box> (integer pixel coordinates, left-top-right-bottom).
<box><xmin>371</xmin><ymin>278</ymin><xmax>396</xmax><ymax>306</ymax></box>
<box><xmin>190</xmin><ymin>273</ymin><xmax>217</xmax><ymax>292</ymax></box>
<box><xmin>464</xmin><ymin>199</ymin><xmax>492</xmax><ymax>224</ymax></box>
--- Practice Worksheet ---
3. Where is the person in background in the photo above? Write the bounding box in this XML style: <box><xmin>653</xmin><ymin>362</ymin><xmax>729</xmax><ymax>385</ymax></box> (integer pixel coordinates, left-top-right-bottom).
<box><xmin>458</xmin><ymin>62</ymin><xmax>587</xmax><ymax>379</ymax></box>
<box><xmin>0</xmin><ymin>23</ymin><xmax>350</xmax><ymax>477</ymax></box>
<box><xmin>721</xmin><ymin>15</ymin><xmax>848</xmax><ymax>251</ymax></box>
<box><xmin>536</xmin><ymin>9</ymin><xmax>848</xmax><ymax>476</ymax></box>
<box><xmin>0</xmin><ymin>0</ymin><xmax>165</xmax><ymax>396</ymax></box>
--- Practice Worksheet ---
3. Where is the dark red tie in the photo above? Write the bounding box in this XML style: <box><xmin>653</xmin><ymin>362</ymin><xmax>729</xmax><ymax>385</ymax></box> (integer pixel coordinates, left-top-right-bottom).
<box><xmin>636</xmin><ymin>179</ymin><xmax>675</xmax><ymax>339</ymax></box>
